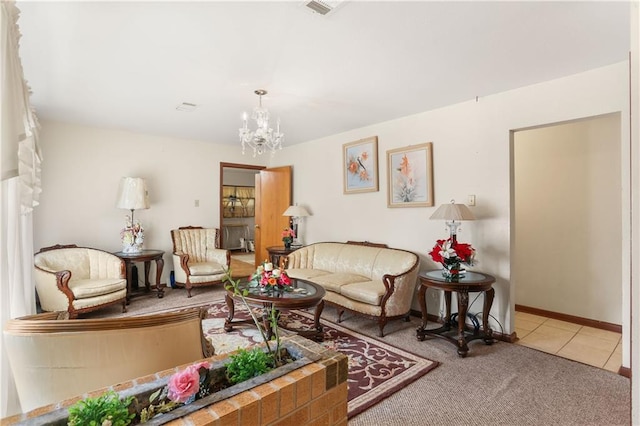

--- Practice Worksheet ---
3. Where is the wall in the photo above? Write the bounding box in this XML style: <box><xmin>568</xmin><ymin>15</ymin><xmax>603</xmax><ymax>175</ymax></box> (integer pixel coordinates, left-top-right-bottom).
<box><xmin>33</xmin><ymin>61</ymin><xmax>629</xmax><ymax>352</ymax></box>
<box><xmin>269</xmin><ymin>62</ymin><xmax>629</xmax><ymax>339</ymax></box>
<box><xmin>513</xmin><ymin>114</ymin><xmax>621</xmax><ymax>324</ymax></box>
<box><xmin>33</xmin><ymin>124</ymin><xmax>266</xmax><ymax>280</ymax></box>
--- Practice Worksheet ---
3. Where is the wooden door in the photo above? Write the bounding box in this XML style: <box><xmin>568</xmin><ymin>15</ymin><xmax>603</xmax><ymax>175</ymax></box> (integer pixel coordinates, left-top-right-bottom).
<box><xmin>255</xmin><ymin>166</ymin><xmax>292</xmax><ymax>265</ymax></box>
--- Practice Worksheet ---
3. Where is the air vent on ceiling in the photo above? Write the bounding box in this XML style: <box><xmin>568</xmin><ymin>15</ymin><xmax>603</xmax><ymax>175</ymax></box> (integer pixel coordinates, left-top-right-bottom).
<box><xmin>176</xmin><ymin>102</ymin><xmax>198</xmax><ymax>112</ymax></box>
<box><xmin>302</xmin><ymin>0</ymin><xmax>344</xmax><ymax>16</ymax></box>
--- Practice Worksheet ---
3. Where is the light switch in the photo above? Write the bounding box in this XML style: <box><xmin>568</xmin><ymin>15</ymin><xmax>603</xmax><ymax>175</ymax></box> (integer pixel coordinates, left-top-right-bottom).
<box><xmin>468</xmin><ymin>195</ymin><xmax>476</xmax><ymax>206</ymax></box>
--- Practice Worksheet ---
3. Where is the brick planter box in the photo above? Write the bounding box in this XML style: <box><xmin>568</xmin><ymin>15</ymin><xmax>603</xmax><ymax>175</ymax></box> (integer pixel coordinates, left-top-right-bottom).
<box><xmin>3</xmin><ymin>335</ymin><xmax>348</xmax><ymax>426</ymax></box>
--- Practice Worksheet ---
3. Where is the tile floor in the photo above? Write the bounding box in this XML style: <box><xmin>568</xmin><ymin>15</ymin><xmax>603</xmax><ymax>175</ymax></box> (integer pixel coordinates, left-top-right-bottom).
<box><xmin>515</xmin><ymin>311</ymin><xmax>622</xmax><ymax>373</ymax></box>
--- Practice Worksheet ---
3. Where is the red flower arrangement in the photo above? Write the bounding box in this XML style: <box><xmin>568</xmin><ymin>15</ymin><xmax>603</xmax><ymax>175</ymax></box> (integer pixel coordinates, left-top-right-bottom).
<box><xmin>251</xmin><ymin>261</ymin><xmax>292</xmax><ymax>290</ymax></box>
<box><xmin>429</xmin><ymin>238</ymin><xmax>476</xmax><ymax>267</ymax></box>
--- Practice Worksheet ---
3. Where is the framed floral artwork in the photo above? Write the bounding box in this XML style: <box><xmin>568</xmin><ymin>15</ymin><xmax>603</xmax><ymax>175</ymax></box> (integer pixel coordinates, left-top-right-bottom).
<box><xmin>386</xmin><ymin>142</ymin><xmax>434</xmax><ymax>207</ymax></box>
<box><xmin>343</xmin><ymin>136</ymin><xmax>379</xmax><ymax>194</ymax></box>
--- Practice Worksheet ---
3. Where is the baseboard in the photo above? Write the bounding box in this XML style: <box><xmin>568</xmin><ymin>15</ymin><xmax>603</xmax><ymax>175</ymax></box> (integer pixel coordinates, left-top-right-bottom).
<box><xmin>618</xmin><ymin>366</ymin><xmax>631</xmax><ymax>378</ymax></box>
<box><xmin>515</xmin><ymin>304</ymin><xmax>622</xmax><ymax>333</ymax></box>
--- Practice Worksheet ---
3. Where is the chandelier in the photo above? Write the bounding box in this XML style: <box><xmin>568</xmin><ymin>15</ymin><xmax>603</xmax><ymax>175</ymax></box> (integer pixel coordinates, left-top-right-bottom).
<box><xmin>239</xmin><ymin>89</ymin><xmax>284</xmax><ymax>157</ymax></box>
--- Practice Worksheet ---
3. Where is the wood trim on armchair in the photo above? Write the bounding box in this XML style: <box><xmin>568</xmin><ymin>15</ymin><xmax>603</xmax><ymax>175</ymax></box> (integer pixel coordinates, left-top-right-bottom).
<box><xmin>38</xmin><ymin>244</ymin><xmax>79</xmax><ymax>252</ymax></box>
<box><xmin>5</xmin><ymin>308</ymin><xmax>214</xmax><ymax>358</ymax></box>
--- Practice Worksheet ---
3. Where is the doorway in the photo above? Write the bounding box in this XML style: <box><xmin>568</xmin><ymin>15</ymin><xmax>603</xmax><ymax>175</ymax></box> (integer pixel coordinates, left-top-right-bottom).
<box><xmin>219</xmin><ymin>163</ymin><xmax>263</xmax><ymax>258</ymax></box>
<box><xmin>511</xmin><ymin>113</ymin><xmax>623</xmax><ymax>369</ymax></box>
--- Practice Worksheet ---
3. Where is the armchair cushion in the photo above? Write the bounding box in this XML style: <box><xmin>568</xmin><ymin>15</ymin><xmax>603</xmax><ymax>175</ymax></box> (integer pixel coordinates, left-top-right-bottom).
<box><xmin>189</xmin><ymin>261</ymin><xmax>226</xmax><ymax>276</ymax></box>
<box><xmin>34</xmin><ymin>245</ymin><xmax>127</xmax><ymax>318</ymax></box>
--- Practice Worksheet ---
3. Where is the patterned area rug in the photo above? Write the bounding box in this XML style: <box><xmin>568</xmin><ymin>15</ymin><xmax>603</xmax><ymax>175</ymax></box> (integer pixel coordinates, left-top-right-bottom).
<box><xmin>201</xmin><ymin>301</ymin><xmax>439</xmax><ymax>418</ymax></box>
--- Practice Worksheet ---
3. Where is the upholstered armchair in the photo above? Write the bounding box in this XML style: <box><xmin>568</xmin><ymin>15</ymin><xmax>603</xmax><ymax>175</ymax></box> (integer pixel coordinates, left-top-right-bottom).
<box><xmin>171</xmin><ymin>226</ymin><xmax>230</xmax><ymax>297</ymax></box>
<box><xmin>34</xmin><ymin>244</ymin><xmax>127</xmax><ymax>318</ymax></box>
<box><xmin>4</xmin><ymin>308</ymin><xmax>214</xmax><ymax>413</ymax></box>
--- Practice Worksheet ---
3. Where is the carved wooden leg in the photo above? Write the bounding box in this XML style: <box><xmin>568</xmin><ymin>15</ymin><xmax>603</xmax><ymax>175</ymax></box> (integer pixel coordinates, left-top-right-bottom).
<box><xmin>314</xmin><ymin>300</ymin><xmax>325</xmax><ymax>332</ymax></box>
<box><xmin>456</xmin><ymin>291</ymin><xmax>470</xmax><ymax>358</ymax></box>
<box><xmin>417</xmin><ymin>284</ymin><xmax>428</xmax><ymax>341</ymax></box>
<box><xmin>155</xmin><ymin>257</ymin><xmax>165</xmax><ymax>298</ymax></box>
<box><xmin>224</xmin><ymin>293</ymin><xmax>235</xmax><ymax>332</ymax></box>
<box><xmin>122</xmin><ymin>300</ymin><xmax>127</xmax><ymax>313</ymax></box>
<box><xmin>186</xmin><ymin>279</ymin><xmax>193</xmax><ymax>298</ymax></box>
<box><xmin>483</xmin><ymin>288</ymin><xmax>495</xmax><ymax>344</ymax></box>
<box><xmin>144</xmin><ymin>260</ymin><xmax>152</xmax><ymax>292</ymax></box>
<box><xmin>444</xmin><ymin>290</ymin><xmax>452</xmax><ymax>327</ymax></box>
<box><xmin>378</xmin><ymin>316</ymin><xmax>387</xmax><ymax>337</ymax></box>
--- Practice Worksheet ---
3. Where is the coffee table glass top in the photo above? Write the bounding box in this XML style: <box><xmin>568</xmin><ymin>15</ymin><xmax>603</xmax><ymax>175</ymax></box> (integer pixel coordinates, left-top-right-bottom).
<box><xmin>236</xmin><ymin>278</ymin><xmax>322</xmax><ymax>300</ymax></box>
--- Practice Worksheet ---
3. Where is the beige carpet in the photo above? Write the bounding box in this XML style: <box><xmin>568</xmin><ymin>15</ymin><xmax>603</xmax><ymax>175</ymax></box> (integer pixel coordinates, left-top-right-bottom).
<box><xmin>87</xmin><ymin>286</ymin><xmax>631</xmax><ymax>425</ymax></box>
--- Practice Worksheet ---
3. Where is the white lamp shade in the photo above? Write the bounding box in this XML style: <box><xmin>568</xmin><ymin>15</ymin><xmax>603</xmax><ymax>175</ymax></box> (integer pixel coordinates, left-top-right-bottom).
<box><xmin>116</xmin><ymin>177</ymin><xmax>150</xmax><ymax>210</ymax></box>
<box><xmin>283</xmin><ymin>205</ymin><xmax>310</xmax><ymax>217</ymax></box>
<box><xmin>430</xmin><ymin>202</ymin><xmax>475</xmax><ymax>221</ymax></box>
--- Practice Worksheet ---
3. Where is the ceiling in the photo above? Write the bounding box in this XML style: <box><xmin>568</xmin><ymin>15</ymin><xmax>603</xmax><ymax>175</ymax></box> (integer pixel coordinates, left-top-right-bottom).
<box><xmin>15</xmin><ymin>1</ymin><xmax>630</xmax><ymax>147</ymax></box>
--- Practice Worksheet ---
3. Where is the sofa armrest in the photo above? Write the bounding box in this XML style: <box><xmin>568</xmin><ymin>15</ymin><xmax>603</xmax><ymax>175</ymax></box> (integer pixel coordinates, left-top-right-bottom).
<box><xmin>34</xmin><ymin>266</ymin><xmax>75</xmax><ymax>311</ymax></box>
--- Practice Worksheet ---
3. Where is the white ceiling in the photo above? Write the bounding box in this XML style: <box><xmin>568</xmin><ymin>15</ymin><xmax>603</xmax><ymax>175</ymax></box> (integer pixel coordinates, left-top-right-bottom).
<box><xmin>15</xmin><ymin>1</ymin><xmax>630</xmax><ymax>147</ymax></box>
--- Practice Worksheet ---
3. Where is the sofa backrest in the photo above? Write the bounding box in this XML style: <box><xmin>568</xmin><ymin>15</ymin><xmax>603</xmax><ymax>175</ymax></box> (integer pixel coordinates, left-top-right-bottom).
<box><xmin>34</xmin><ymin>247</ymin><xmax>122</xmax><ymax>280</ymax></box>
<box><xmin>4</xmin><ymin>308</ymin><xmax>213</xmax><ymax>413</ymax></box>
<box><xmin>293</xmin><ymin>242</ymin><xmax>418</xmax><ymax>281</ymax></box>
<box><xmin>171</xmin><ymin>227</ymin><xmax>220</xmax><ymax>263</ymax></box>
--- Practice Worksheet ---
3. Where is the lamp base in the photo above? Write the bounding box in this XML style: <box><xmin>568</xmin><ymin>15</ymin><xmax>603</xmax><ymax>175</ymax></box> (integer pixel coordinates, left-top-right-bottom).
<box><xmin>122</xmin><ymin>243</ymin><xmax>142</xmax><ymax>254</ymax></box>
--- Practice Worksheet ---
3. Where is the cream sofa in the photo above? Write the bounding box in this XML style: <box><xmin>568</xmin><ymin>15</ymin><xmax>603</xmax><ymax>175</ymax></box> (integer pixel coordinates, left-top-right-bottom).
<box><xmin>34</xmin><ymin>244</ymin><xmax>127</xmax><ymax>318</ymax></box>
<box><xmin>3</xmin><ymin>308</ymin><xmax>214</xmax><ymax>413</ymax></box>
<box><xmin>285</xmin><ymin>241</ymin><xmax>420</xmax><ymax>336</ymax></box>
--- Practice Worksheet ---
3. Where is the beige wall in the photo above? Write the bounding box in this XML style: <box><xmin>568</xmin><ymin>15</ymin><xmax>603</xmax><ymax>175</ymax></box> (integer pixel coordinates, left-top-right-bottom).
<box><xmin>33</xmin><ymin>124</ymin><xmax>265</xmax><ymax>260</ymax></box>
<box><xmin>34</xmin><ymin>61</ymin><xmax>629</xmax><ymax>360</ymax></box>
<box><xmin>513</xmin><ymin>114</ymin><xmax>621</xmax><ymax>324</ymax></box>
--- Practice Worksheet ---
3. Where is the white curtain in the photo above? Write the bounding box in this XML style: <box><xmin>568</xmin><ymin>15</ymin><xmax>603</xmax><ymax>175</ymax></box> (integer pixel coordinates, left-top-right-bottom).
<box><xmin>1</xmin><ymin>1</ymin><xmax>42</xmax><ymax>417</ymax></box>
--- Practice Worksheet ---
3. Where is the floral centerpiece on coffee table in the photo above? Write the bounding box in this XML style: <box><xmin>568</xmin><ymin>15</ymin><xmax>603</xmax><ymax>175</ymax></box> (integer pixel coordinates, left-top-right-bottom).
<box><xmin>428</xmin><ymin>238</ymin><xmax>476</xmax><ymax>279</ymax></box>
<box><xmin>251</xmin><ymin>261</ymin><xmax>293</xmax><ymax>291</ymax></box>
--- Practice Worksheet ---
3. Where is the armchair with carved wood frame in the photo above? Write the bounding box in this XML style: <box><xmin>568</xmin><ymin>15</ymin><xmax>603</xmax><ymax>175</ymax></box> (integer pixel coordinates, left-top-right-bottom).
<box><xmin>170</xmin><ymin>226</ymin><xmax>230</xmax><ymax>297</ymax></box>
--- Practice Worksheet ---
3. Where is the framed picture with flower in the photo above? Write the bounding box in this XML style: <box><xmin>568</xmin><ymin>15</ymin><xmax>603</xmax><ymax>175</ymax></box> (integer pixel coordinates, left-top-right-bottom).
<box><xmin>343</xmin><ymin>136</ymin><xmax>379</xmax><ymax>194</ymax></box>
<box><xmin>386</xmin><ymin>142</ymin><xmax>434</xmax><ymax>208</ymax></box>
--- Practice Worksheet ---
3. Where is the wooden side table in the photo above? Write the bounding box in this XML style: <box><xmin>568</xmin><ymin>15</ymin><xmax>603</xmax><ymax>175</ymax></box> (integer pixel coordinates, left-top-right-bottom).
<box><xmin>416</xmin><ymin>270</ymin><xmax>495</xmax><ymax>357</ymax></box>
<box><xmin>266</xmin><ymin>245</ymin><xmax>301</xmax><ymax>268</ymax></box>
<box><xmin>113</xmin><ymin>249</ymin><xmax>165</xmax><ymax>303</ymax></box>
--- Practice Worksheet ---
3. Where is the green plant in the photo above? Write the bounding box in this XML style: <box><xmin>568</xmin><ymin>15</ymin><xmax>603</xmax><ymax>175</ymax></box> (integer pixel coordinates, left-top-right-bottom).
<box><xmin>223</xmin><ymin>269</ymin><xmax>283</xmax><ymax>364</ymax></box>
<box><xmin>225</xmin><ymin>347</ymin><xmax>273</xmax><ymax>384</ymax></box>
<box><xmin>67</xmin><ymin>391</ymin><xmax>135</xmax><ymax>426</ymax></box>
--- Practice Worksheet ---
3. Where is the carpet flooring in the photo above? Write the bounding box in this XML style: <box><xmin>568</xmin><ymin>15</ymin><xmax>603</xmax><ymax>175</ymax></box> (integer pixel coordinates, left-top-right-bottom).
<box><xmin>201</xmin><ymin>300</ymin><xmax>438</xmax><ymax>419</ymax></box>
<box><xmin>87</xmin><ymin>285</ymin><xmax>631</xmax><ymax>425</ymax></box>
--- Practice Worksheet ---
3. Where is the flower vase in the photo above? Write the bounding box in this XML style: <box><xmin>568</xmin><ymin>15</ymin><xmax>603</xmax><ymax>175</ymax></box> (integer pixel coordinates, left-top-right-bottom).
<box><xmin>442</xmin><ymin>262</ymin><xmax>465</xmax><ymax>280</ymax></box>
<box><xmin>283</xmin><ymin>240</ymin><xmax>292</xmax><ymax>250</ymax></box>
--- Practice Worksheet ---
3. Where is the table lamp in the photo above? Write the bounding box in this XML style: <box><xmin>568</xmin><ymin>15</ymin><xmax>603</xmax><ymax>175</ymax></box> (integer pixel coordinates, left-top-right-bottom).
<box><xmin>429</xmin><ymin>199</ymin><xmax>475</xmax><ymax>242</ymax></box>
<box><xmin>283</xmin><ymin>204</ymin><xmax>311</xmax><ymax>246</ymax></box>
<box><xmin>116</xmin><ymin>177</ymin><xmax>150</xmax><ymax>252</ymax></box>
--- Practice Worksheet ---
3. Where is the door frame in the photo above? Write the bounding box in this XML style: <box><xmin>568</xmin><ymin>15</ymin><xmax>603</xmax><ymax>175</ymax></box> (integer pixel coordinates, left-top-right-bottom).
<box><xmin>219</xmin><ymin>162</ymin><xmax>265</xmax><ymax>249</ymax></box>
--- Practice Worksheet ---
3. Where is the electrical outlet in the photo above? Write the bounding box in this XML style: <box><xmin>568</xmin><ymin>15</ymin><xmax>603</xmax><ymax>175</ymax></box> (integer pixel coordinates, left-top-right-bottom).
<box><xmin>468</xmin><ymin>195</ymin><xmax>476</xmax><ymax>206</ymax></box>
<box><xmin>194</xmin><ymin>199</ymin><xmax>200</xmax><ymax>207</ymax></box>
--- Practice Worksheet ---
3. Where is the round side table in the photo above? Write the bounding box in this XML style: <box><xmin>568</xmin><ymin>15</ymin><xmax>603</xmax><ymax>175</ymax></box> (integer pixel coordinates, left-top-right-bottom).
<box><xmin>416</xmin><ymin>270</ymin><xmax>495</xmax><ymax>357</ymax></box>
<box><xmin>266</xmin><ymin>245</ymin><xmax>302</xmax><ymax>268</ymax></box>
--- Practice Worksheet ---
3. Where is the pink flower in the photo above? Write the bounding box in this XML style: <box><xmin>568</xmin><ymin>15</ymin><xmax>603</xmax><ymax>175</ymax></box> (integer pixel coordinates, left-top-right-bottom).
<box><xmin>167</xmin><ymin>362</ymin><xmax>210</xmax><ymax>403</ymax></box>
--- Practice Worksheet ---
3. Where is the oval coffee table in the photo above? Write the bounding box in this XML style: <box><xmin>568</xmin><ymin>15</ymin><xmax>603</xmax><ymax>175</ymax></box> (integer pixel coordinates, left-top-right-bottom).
<box><xmin>224</xmin><ymin>278</ymin><xmax>326</xmax><ymax>341</ymax></box>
